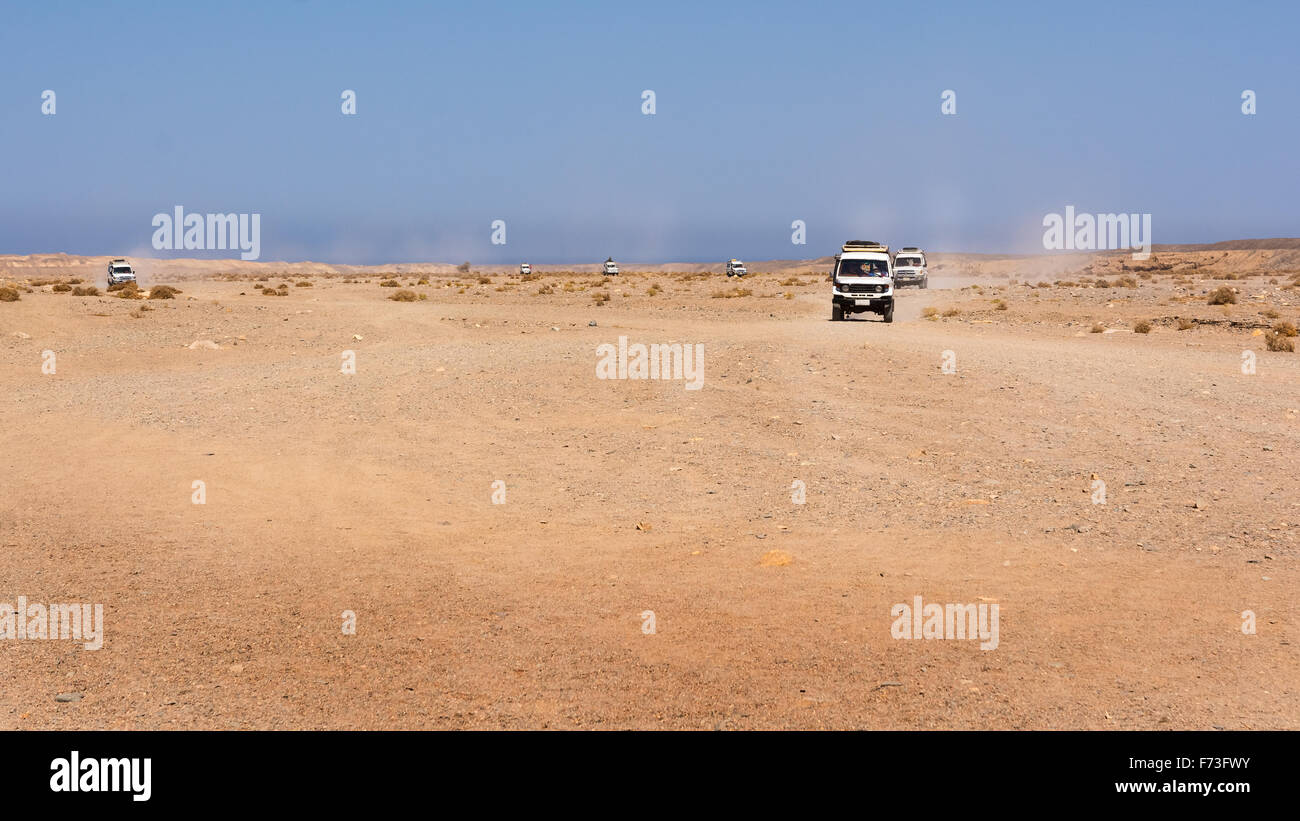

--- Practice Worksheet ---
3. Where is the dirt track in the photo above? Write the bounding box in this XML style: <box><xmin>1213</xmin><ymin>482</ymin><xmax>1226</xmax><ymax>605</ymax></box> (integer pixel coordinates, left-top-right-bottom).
<box><xmin>1</xmin><ymin>266</ymin><xmax>1296</xmax><ymax>729</ymax></box>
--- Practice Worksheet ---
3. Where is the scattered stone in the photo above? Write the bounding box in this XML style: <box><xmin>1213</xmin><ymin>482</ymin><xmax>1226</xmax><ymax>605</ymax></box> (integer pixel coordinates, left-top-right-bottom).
<box><xmin>54</xmin><ymin>693</ymin><xmax>82</xmax><ymax>703</ymax></box>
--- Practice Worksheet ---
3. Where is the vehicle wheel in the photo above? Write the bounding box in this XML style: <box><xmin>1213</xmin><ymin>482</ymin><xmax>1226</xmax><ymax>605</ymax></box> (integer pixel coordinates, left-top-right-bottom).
<box><xmin>832</xmin><ymin>304</ymin><xmax>844</xmax><ymax>321</ymax></box>
<box><xmin>882</xmin><ymin>303</ymin><xmax>894</xmax><ymax>323</ymax></box>
<box><xmin>921</xmin><ymin>279</ymin><xmax>928</xmax><ymax>289</ymax></box>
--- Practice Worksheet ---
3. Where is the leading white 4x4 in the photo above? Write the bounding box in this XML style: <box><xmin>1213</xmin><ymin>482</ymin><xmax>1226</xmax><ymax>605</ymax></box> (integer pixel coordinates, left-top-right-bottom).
<box><xmin>602</xmin><ymin>258</ymin><xmax>619</xmax><ymax>276</ymax></box>
<box><xmin>107</xmin><ymin>258</ymin><xmax>136</xmax><ymax>287</ymax></box>
<box><xmin>725</xmin><ymin>259</ymin><xmax>747</xmax><ymax>277</ymax></box>
<box><xmin>831</xmin><ymin>241</ymin><xmax>893</xmax><ymax>322</ymax></box>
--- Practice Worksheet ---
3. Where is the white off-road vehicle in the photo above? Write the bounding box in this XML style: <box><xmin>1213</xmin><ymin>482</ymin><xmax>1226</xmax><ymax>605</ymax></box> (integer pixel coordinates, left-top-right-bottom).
<box><xmin>602</xmin><ymin>258</ymin><xmax>619</xmax><ymax>276</ymax></box>
<box><xmin>831</xmin><ymin>241</ymin><xmax>894</xmax><ymax>322</ymax></box>
<box><xmin>725</xmin><ymin>259</ymin><xmax>747</xmax><ymax>277</ymax></box>
<box><xmin>107</xmin><ymin>258</ymin><xmax>137</xmax><ymax>287</ymax></box>
<box><xmin>893</xmin><ymin>247</ymin><xmax>928</xmax><ymax>289</ymax></box>
<box><xmin>519</xmin><ymin>263</ymin><xmax>532</xmax><ymax>276</ymax></box>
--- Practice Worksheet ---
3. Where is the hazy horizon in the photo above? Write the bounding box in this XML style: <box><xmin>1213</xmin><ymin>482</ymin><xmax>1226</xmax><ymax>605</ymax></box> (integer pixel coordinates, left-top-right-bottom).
<box><xmin>3</xmin><ymin>0</ymin><xmax>1298</xmax><ymax>264</ymax></box>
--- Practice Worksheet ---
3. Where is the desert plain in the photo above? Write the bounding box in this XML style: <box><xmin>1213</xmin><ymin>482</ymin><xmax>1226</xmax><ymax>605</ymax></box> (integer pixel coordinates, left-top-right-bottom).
<box><xmin>1</xmin><ymin>242</ymin><xmax>1297</xmax><ymax>729</ymax></box>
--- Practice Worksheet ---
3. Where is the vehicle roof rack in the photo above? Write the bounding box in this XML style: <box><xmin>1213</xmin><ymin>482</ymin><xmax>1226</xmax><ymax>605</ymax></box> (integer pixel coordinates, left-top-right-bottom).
<box><xmin>900</xmin><ymin>247</ymin><xmax>920</xmax><ymax>252</ymax></box>
<box><xmin>842</xmin><ymin>241</ymin><xmax>888</xmax><ymax>252</ymax></box>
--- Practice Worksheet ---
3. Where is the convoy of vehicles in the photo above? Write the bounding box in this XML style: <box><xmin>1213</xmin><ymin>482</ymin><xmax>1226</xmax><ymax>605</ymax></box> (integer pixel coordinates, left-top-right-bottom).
<box><xmin>892</xmin><ymin>247</ymin><xmax>928</xmax><ymax>288</ymax></box>
<box><xmin>725</xmin><ymin>259</ymin><xmax>747</xmax><ymax>277</ymax></box>
<box><xmin>106</xmin><ymin>258</ymin><xmax>136</xmax><ymax>287</ymax></box>
<box><xmin>830</xmin><ymin>241</ymin><xmax>894</xmax><ymax>322</ymax></box>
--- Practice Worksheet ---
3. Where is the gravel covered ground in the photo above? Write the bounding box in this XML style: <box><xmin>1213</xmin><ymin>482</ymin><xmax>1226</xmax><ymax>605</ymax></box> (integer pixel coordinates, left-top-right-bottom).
<box><xmin>1</xmin><ymin>260</ymin><xmax>1296</xmax><ymax>728</ymax></box>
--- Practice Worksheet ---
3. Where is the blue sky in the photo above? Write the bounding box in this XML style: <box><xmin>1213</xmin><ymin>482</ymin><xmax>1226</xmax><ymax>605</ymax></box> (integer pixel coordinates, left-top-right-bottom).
<box><xmin>2</xmin><ymin>0</ymin><xmax>1297</xmax><ymax>263</ymax></box>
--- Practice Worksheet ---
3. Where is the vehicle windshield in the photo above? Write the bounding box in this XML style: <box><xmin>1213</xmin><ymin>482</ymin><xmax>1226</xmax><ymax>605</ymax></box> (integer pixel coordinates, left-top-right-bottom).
<box><xmin>895</xmin><ymin>257</ymin><xmax>922</xmax><ymax>268</ymax></box>
<box><xmin>113</xmin><ymin>267</ymin><xmax>133</xmax><ymax>274</ymax></box>
<box><xmin>838</xmin><ymin>259</ymin><xmax>889</xmax><ymax>277</ymax></box>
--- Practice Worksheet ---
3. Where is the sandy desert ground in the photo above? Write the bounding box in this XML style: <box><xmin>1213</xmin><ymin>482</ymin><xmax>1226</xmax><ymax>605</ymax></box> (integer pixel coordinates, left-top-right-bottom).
<box><xmin>1</xmin><ymin>247</ymin><xmax>1297</xmax><ymax>729</ymax></box>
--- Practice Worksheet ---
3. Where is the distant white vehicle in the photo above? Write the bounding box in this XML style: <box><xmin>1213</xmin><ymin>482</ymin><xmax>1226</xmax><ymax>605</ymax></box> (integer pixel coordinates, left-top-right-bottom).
<box><xmin>725</xmin><ymin>259</ymin><xmax>747</xmax><ymax>277</ymax></box>
<box><xmin>602</xmin><ymin>258</ymin><xmax>619</xmax><ymax>276</ymax></box>
<box><xmin>519</xmin><ymin>263</ymin><xmax>532</xmax><ymax>275</ymax></box>
<box><xmin>107</xmin><ymin>259</ymin><xmax>136</xmax><ymax>287</ymax></box>
<box><xmin>831</xmin><ymin>240</ymin><xmax>894</xmax><ymax>323</ymax></box>
<box><xmin>893</xmin><ymin>247</ymin><xmax>928</xmax><ymax>289</ymax></box>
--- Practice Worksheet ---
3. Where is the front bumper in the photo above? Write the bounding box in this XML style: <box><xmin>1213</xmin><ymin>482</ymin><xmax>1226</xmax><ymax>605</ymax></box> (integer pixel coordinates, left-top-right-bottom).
<box><xmin>833</xmin><ymin>290</ymin><xmax>893</xmax><ymax>307</ymax></box>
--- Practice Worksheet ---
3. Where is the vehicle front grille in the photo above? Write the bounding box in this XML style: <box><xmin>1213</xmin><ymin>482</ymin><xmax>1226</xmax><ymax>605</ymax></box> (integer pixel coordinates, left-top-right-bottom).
<box><xmin>842</xmin><ymin>283</ymin><xmax>886</xmax><ymax>294</ymax></box>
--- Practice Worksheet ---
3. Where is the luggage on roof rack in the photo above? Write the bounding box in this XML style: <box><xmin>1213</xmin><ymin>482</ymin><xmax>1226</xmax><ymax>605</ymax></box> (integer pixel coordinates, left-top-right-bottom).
<box><xmin>842</xmin><ymin>240</ymin><xmax>888</xmax><ymax>253</ymax></box>
<box><xmin>900</xmin><ymin>247</ymin><xmax>920</xmax><ymax>252</ymax></box>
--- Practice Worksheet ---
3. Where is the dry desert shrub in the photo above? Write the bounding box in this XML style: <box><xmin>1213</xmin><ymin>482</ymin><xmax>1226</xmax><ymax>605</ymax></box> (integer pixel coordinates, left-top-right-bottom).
<box><xmin>106</xmin><ymin>281</ymin><xmax>135</xmax><ymax>292</ymax></box>
<box><xmin>148</xmin><ymin>285</ymin><xmax>180</xmax><ymax>299</ymax></box>
<box><xmin>72</xmin><ymin>286</ymin><xmax>99</xmax><ymax>296</ymax></box>
<box><xmin>477</xmin><ymin>276</ymin><xmax>491</xmax><ymax>285</ymax></box>
<box><xmin>114</xmin><ymin>283</ymin><xmax>143</xmax><ymax>299</ymax></box>
<box><xmin>1265</xmin><ymin>332</ymin><xmax>1295</xmax><ymax>352</ymax></box>
<box><xmin>711</xmin><ymin>287</ymin><xmax>752</xmax><ymax>299</ymax></box>
<box><xmin>1134</xmin><ymin>320</ymin><xmax>1152</xmax><ymax>334</ymax></box>
<box><xmin>993</xmin><ymin>299</ymin><xmax>1008</xmax><ymax>310</ymax></box>
<box><xmin>0</xmin><ymin>286</ymin><xmax>20</xmax><ymax>302</ymax></box>
<box><xmin>536</xmin><ymin>284</ymin><xmax>553</xmax><ymax>294</ymax></box>
<box><xmin>922</xmin><ymin>306</ymin><xmax>939</xmax><ymax>319</ymax></box>
<box><xmin>1263</xmin><ymin>308</ymin><xmax>1280</xmax><ymax>319</ymax></box>
<box><xmin>457</xmin><ymin>262</ymin><xmax>471</xmax><ymax>274</ymax></box>
<box><xmin>592</xmin><ymin>291</ymin><xmax>611</xmax><ymax>304</ymax></box>
<box><xmin>1176</xmin><ymin>318</ymin><xmax>1195</xmax><ymax>331</ymax></box>
<box><xmin>784</xmin><ymin>292</ymin><xmax>794</xmax><ymax>299</ymax></box>
<box><xmin>68</xmin><ymin>278</ymin><xmax>83</xmax><ymax>284</ymax></box>
<box><xmin>380</xmin><ymin>279</ymin><xmax>399</xmax><ymax>287</ymax></box>
<box><xmin>1090</xmin><ymin>323</ymin><xmax>1105</xmax><ymax>333</ymax></box>
<box><xmin>1207</xmin><ymin>287</ymin><xmax>1236</xmax><ymax>305</ymax></box>
<box><xmin>1117</xmin><ymin>275</ymin><xmax>1138</xmax><ymax>288</ymax></box>
<box><xmin>52</xmin><ymin>283</ymin><xmax>72</xmax><ymax>292</ymax></box>
<box><xmin>296</xmin><ymin>281</ymin><xmax>313</xmax><ymax>287</ymax></box>
<box><xmin>388</xmin><ymin>290</ymin><xmax>417</xmax><ymax>302</ymax></box>
<box><xmin>1272</xmin><ymin>321</ymin><xmax>1297</xmax><ymax>337</ymax></box>
<box><xmin>941</xmin><ymin>307</ymin><xmax>961</xmax><ymax>317</ymax></box>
